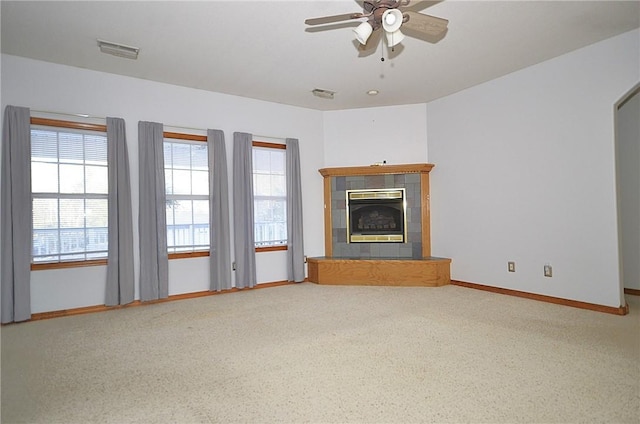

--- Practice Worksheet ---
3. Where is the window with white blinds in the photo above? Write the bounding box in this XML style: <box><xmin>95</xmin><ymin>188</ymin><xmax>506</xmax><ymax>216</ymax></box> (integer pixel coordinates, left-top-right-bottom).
<box><xmin>163</xmin><ymin>137</ymin><xmax>210</xmax><ymax>253</ymax></box>
<box><xmin>252</xmin><ymin>143</ymin><xmax>287</xmax><ymax>247</ymax></box>
<box><xmin>31</xmin><ymin>125</ymin><xmax>109</xmax><ymax>264</ymax></box>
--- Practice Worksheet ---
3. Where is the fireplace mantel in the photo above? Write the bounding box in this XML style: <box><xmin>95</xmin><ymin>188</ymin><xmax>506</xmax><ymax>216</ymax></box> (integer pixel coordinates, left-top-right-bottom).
<box><xmin>319</xmin><ymin>163</ymin><xmax>434</xmax><ymax>178</ymax></box>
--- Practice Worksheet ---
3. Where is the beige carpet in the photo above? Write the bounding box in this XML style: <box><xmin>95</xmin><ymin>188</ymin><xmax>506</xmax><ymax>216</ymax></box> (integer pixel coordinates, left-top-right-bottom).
<box><xmin>1</xmin><ymin>283</ymin><xmax>638</xmax><ymax>423</ymax></box>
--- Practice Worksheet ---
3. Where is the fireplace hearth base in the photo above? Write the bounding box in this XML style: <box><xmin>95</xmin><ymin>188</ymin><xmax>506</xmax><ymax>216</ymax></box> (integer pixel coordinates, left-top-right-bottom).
<box><xmin>307</xmin><ymin>257</ymin><xmax>451</xmax><ymax>287</ymax></box>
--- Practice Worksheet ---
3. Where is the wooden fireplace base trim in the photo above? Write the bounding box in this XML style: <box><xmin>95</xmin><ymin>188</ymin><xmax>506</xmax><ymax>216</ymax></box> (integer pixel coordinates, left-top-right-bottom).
<box><xmin>307</xmin><ymin>257</ymin><xmax>451</xmax><ymax>287</ymax></box>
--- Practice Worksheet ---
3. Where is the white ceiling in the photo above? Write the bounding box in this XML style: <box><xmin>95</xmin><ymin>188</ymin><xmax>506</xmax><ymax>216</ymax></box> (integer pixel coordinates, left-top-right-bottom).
<box><xmin>2</xmin><ymin>1</ymin><xmax>638</xmax><ymax>111</ymax></box>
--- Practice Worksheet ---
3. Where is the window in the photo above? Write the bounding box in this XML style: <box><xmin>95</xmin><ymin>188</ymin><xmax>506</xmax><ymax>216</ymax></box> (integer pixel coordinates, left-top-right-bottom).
<box><xmin>252</xmin><ymin>141</ymin><xmax>287</xmax><ymax>249</ymax></box>
<box><xmin>30</xmin><ymin>118</ymin><xmax>108</xmax><ymax>265</ymax></box>
<box><xmin>163</xmin><ymin>133</ymin><xmax>209</xmax><ymax>255</ymax></box>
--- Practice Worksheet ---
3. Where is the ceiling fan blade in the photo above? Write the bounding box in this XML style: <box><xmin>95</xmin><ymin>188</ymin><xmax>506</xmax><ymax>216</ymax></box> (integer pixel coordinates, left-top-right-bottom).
<box><xmin>402</xmin><ymin>11</ymin><xmax>448</xmax><ymax>37</ymax></box>
<box><xmin>305</xmin><ymin>13</ymin><xmax>364</xmax><ymax>26</ymax></box>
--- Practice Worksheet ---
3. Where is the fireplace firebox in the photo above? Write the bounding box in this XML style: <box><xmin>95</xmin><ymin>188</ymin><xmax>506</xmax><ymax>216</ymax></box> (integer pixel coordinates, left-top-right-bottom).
<box><xmin>346</xmin><ymin>188</ymin><xmax>406</xmax><ymax>243</ymax></box>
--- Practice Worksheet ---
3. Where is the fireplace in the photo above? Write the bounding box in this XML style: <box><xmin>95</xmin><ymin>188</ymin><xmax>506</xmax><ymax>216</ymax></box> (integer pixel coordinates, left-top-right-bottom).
<box><xmin>346</xmin><ymin>188</ymin><xmax>406</xmax><ymax>243</ymax></box>
<box><xmin>310</xmin><ymin>164</ymin><xmax>451</xmax><ymax>286</ymax></box>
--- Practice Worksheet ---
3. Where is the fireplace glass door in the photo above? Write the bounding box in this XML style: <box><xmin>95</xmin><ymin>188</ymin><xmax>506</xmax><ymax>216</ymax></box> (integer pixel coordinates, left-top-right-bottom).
<box><xmin>346</xmin><ymin>188</ymin><xmax>406</xmax><ymax>243</ymax></box>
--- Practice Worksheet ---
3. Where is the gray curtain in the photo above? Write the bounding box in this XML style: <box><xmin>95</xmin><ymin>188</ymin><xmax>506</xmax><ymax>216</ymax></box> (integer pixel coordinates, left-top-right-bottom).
<box><xmin>286</xmin><ymin>138</ymin><xmax>305</xmax><ymax>282</ymax></box>
<box><xmin>1</xmin><ymin>105</ymin><xmax>32</xmax><ymax>323</ymax></box>
<box><xmin>105</xmin><ymin>117</ymin><xmax>134</xmax><ymax>306</ymax></box>
<box><xmin>208</xmin><ymin>129</ymin><xmax>231</xmax><ymax>291</ymax></box>
<box><xmin>138</xmin><ymin>121</ymin><xmax>168</xmax><ymax>301</ymax></box>
<box><xmin>232</xmin><ymin>132</ymin><xmax>256</xmax><ymax>289</ymax></box>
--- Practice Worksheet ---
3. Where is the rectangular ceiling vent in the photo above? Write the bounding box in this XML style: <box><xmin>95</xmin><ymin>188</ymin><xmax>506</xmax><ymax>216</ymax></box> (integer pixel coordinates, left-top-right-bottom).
<box><xmin>97</xmin><ymin>39</ymin><xmax>139</xmax><ymax>60</ymax></box>
<box><xmin>312</xmin><ymin>88</ymin><xmax>335</xmax><ymax>99</ymax></box>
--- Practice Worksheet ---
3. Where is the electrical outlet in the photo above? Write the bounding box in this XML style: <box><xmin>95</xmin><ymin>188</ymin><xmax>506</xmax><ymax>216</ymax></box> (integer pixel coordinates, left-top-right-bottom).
<box><xmin>544</xmin><ymin>264</ymin><xmax>552</xmax><ymax>277</ymax></box>
<box><xmin>508</xmin><ymin>261</ymin><xmax>516</xmax><ymax>272</ymax></box>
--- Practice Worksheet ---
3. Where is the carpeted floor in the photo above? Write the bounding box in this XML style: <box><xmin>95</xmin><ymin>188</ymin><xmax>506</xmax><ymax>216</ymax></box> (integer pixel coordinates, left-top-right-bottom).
<box><xmin>2</xmin><ymin>283</ymin><xmax>639</xmax><ymax>423</ymax></box>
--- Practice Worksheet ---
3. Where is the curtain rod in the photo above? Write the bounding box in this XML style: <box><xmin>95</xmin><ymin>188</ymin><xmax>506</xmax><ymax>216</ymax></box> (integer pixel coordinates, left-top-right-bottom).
<box><xmin>163</xmin><ymin>123</ymin><xmax>208</xmax><ymax>134</ymax></box>
<box><xmin>253</xmin><ymin>134</ymin><xmax>287</xmax><ymax>142</ymax></box>
<box><xmin>31</xmin><ymin>109</ymin><xmax>106</xmax><ymax>120</ymax></box>
<box><xmin>30</xmin><ymin>111</ymin><xmax>289</xmax><ymax>141</ymax></box>
<box><xmin>163</xmin><ymin>129</ymin><xmax>286</xmax><ymax>141</ymax></box>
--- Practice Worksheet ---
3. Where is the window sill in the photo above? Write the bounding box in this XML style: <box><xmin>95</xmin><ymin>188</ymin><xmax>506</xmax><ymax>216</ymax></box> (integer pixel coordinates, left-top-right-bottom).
<box><xmin>168</xmin><ymin>251</ymin><xmax>210</xmax><ymax>260</ymax></box>
<box><xmin>30</xmin><ymin>248</ymin><xmax>284</xmax><ymax>269</ymax></box>
<box><xmin>31</xmin><ymin>259</ymin><xmax>107</xmax><ymax>271</ymax></box>
<box><xmin>255</xmin><ymin>245</ymin><xmax>288</xmax><ymax>253</ymax></box>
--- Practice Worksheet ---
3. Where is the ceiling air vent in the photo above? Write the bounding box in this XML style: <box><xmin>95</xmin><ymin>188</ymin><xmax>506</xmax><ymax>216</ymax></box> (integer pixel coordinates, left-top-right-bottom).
<box><xmin>312</xmin><ymin>88</ymin><xmax>335</xmax><ymax>99</ymax></box>
<box><xmin>97</xmin><ymin>39</ymin><xmax>139</xmax><ymax>60</ymax></box>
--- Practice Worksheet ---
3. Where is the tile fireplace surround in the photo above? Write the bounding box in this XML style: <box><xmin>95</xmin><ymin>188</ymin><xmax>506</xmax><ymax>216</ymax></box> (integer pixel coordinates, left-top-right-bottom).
<box><xmin>308</xmin><ymin>163</ymin><xmax>452</xmax><ymax>287</ymax></box>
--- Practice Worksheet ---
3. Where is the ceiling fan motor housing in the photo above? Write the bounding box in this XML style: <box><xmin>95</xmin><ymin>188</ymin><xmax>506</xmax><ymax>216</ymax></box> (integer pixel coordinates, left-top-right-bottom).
<box><xmin>368</xmin><ymin>0</ymin><xmax>409</xmax><ymax>29</ymax></box>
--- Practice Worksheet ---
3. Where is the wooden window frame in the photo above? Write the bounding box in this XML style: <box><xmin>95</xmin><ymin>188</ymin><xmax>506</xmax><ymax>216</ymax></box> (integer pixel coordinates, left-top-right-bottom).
<box><xmin>252</xmin><ymin>140</ymin><xmax>288</xmax><ymax>253</ymax></box>
<box><xmin>164</xmin><ymin>131</ymin><xmax>211</xmax><ymax>260</ymax></box>
<box><xmin>30</xmin><ymin>117</ymin><xmax>109</xmax><ymax>271</ymax></box>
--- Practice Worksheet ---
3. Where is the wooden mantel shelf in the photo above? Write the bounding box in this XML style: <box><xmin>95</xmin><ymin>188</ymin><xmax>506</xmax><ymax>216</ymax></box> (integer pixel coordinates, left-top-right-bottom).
<box><xmin>319</xmin><ymin>163</ymin><xmax>434</xmax><ymax>177</ymax></box>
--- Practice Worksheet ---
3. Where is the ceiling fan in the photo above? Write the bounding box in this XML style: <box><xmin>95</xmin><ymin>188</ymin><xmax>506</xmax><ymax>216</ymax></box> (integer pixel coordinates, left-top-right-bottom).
<box><xmin>304</xmin><ymin>0</ymin><xmax>449</xmax><ymax>50</ymax></box>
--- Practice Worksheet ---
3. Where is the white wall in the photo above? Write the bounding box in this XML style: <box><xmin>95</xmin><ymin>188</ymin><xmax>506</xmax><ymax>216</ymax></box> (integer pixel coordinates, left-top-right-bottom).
<box><xmin>2</xmin><ymin>28</ymin><xmax>638</xmax><ymax>315</ymax></box>
<box><xmin>1</xmin><ymin>54</ymin><xmax>326</xmax><ymax>313</ymax></box>
<box><xmin>616</xmin><ymin>89</ymin><xmax>640</xmax><ymax>290</ymax></box>
<box><xmin>426</xmin><ymin>30</ymin><xmax>639</xmax><ymax>308</ymax></box>
<box><xmin>323</xmin><ymin>103</ymin><xmax>428</xmax><ymax>167</ymax></box>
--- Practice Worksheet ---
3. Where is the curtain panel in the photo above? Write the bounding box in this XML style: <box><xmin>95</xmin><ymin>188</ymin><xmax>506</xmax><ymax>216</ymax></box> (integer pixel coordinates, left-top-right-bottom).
<box><xmin>208</xmin><ymin>129</ymin><xmax>232</xmax><ymax>291</ymax></box>
<box><xmin>1</xmin><ymin>105</ymin><xmax>32</xmax><ymax>323</ymax></box>
<box><xmin>138</xmin><ymin>121</ymin><xmax>168</xmax><ymax>301</ymax></box>
<box><xmin>105</xmin><ymin>117</ymin><xmax>135</xmax><ymax>306</ymax></box>
<box><xmin>232</xmin><ymin>132</ymin><xmax>257</xmax><ymax>289</ymax></box>
<box><xmin>286</xmin><ymin>138</ymin><xmax>305</xmax><ymax>282</ymax></box>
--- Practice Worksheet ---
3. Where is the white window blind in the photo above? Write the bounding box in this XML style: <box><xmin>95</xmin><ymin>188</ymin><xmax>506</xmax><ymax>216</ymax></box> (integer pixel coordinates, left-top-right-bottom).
<box><xmin>252</xmin><ymin>145</ymin><xmax>287</xmax><ymax>247</ymax></box>
<box><xmin>164</xmin><ymin>138</ymin><xmax>210</xmax><ymax>253</ymax></box>
<box><xmin>31</xmin><ymin>126</ymin><xmax>108</xmax><ymax>263</ymax></box>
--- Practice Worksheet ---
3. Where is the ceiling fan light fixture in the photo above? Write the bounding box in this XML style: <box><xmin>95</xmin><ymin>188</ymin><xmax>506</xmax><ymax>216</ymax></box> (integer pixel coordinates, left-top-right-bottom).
<box><xmin>353</xmin><ymin>21</ymin><xmax>374</xmax><ymax>45</ymax></box>
<box><xmin>381</xmin><ymin>9</ymin><xmax>405</xmax><ymax>47</ymax></box>
<box><xmin>382</xmin><ymin>9</ymin><xmax>403</xmax><ymax>33</ymax></box>
<box><xmin>385</xmin><ymin>29</ymin><xmax>405</xmax><ymax>47</ymax></box>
